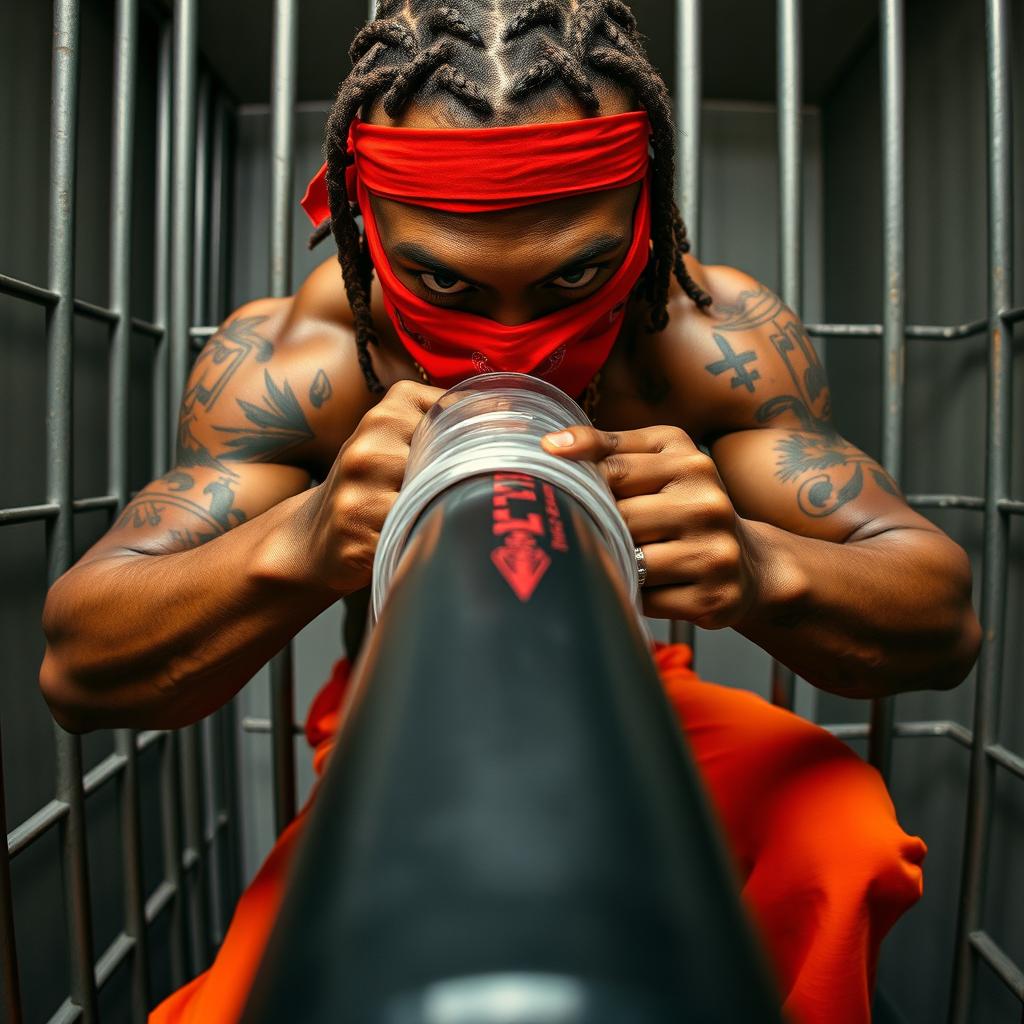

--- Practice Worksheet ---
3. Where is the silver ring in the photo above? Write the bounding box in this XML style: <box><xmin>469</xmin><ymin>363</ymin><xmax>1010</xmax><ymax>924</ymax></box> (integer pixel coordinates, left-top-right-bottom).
<box><xmin>634</xmin><ymin>545</ymin><xmax>648</xmax><ymax>588</ymax></box>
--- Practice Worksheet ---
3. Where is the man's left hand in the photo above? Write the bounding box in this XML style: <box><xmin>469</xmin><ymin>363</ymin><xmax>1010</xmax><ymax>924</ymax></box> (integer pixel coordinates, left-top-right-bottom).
<box><xmin>540</xmin><ymin>424</ymin><xmax>761</xmax><ymax>628</ymax></box>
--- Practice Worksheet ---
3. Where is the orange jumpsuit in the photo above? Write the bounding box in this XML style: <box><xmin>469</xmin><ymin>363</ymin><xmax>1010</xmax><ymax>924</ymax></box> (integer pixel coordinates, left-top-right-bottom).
<box><xmin>150</xmin><ymin>641</ymin><xmax>927</xmax><ymax>1024</ymax></box>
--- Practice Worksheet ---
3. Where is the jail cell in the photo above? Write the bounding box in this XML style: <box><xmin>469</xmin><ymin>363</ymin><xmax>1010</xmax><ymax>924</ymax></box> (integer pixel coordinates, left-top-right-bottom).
<box><xmin>0</xmin><ymin>0</ymin><xmax>1020</xmax><ymax>1022</ymax></box>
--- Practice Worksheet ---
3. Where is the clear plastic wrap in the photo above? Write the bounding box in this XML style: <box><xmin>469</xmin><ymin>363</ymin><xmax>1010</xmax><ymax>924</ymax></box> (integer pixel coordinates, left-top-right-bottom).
<box><xmin>370</xmin><ymin>372</ymin><xmax>645</xmax><ymax>636</ymax></box>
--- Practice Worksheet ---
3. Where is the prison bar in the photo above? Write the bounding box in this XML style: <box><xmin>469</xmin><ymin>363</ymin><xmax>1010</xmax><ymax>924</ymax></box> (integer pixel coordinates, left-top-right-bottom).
<box><xmin>107</xmin><ymin>0</ymin><xmax>151</xmax><ymax>1015</ymax></box>
<box><xmin>769</xmin><ymin>0</ymin><xmax>802</xmax><ymax>712</ymax></box>
<box><xmin>46</xmin><ymin>0</ymin><xmax>100</xmax><ymax>1020</ymax></box>
<box><xmin>949</xmin><ymin>0</ymin><xmax>1016</xmax><ymax>1018</ymax></box>
<box><xmin>267</xmin><ymin>0</ymin><xmax>300</xmax><ymax>837</ymax></box>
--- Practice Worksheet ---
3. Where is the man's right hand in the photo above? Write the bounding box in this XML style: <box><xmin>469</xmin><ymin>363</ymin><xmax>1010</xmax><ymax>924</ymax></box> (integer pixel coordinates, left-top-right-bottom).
<box><xmin>295</xmin><ymin>379</ymin><xmax>445</xmax><ymax>596</ymax></box>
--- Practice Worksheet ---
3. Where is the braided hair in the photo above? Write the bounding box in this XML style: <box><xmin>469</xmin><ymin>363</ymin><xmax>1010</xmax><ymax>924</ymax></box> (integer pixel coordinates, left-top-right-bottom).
<box><xmin>318</xmin><ymin>0</ymin><xmax>713</xmax><ymax>396</ymax></box>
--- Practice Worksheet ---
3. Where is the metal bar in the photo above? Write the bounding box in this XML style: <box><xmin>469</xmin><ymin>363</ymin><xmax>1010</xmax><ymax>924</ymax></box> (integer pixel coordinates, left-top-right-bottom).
<box><xmin>241</xmin><ymin>717</ymin><xmax>305</xmax><ymax>734</ymax></box>
<box><xmin>777</xmin><ymin>0</ymin><xmax>802</xmax><ymax>316</ymax></box>
<box><xmin>768</xmin><ymin>0</ymin><xmax>803</xmax><ymax>712</ymax></box>
<box><xmin>145</xmin><ymin>880</ymin><xmax>177</xmax><ymax>924</ymax></box>
<box><xmin>675</xmin><ymin>0</ymin><xmax>701</xmax><ymax>249</ymax></box>
<box><xmin>94</xmin><ymin>932</ymin><xmax>135</xmax><ymax>991</ymax></box>
<box><xmin>160</xmin><ymin>731</ymin><xmax>188</xmax><ymax>986</ymax></box>
<box><xmin>823</xmin><ymin>718</ymin><xmax>973</xmax><ymax>748</ymax></box>
<box><xmin>193</xmin><ymin>73</ymin><xmax>212</xmax><ymax>325</ymax></box>
<box><xmin>152</xmin><ymin>20</ymin><xmax>173</xmax><ymax>476</ymax></box>
<box><xmin>950</xmin><ymin>0</ymin><xmax>1014</xmax><ymax>1017</ymax></box>
<box><xmin>0</xmin><ymin>503</ymin><xmax>59</xmax><ymax>526</ymax></box>
<box><xmin>907</xmin><ymin>494</ymin><xmax>986</xmax><ymax>511</ymax></box>
<box><xmin>268</xmin><ymin>0</ymin><xmax>300</xmax><ymax>835</ymax></box>
<box><xmin>805</xmin><ymin>319</ymin><xmax>989</xmax><ymax>340</ymax></box>
<box><xmin>969</xmin><ymin>930</ymin><xmax>1024</xmax><ymax>1002</ymax></box>
<box><xmin>178</xmin><ymin>727</ymin><xmax>211</xmax><ymax>972</ymax></box>
<box><xmin>986</xmin><ymin>743</ymin><xmax>1024</xmax><ymax>782</ymax></box>
<box><xmin>108</xmin><ymin>3</ymin><xmax>150</xmax><ymax>1010</ymax></box>
<box><xmin>669</xmin><ymin>0</ymin><xmax>701</xmax><ymax>654</ymax></box>
<box><xmin>0</xmin><ymin>728</ymin><xmax>23</xmax><ymax>1022</ymax></box>
<box><xmin>0</xmin><ymin>273</ymin><xmax>58</xmax><ymax>306</ymax></box>
<box><xmin>46</xmin><ymin>1</ymin><xmax>98</xmax><ymax>1018</ymax></box>
<box><xmin>169</xmin><ymin>0</ymin><xmax>211</xmax><ymax>977</ymax></box>
<box><xmin>867</xmin><ymin>0</ymin><xmax>906</xmax><ymax>781</ymax></box>
<box><xmin>8</xmin><ymin>800</ymin><xmax>68</xmax><ymax>858</ymax></box>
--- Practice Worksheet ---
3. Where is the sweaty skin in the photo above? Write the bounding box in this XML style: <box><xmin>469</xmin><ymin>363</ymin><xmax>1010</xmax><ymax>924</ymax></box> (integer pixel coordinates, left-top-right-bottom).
<box><xmin>37</xmin><ymin>102</ymin><xmax>981</xmax><ymax>733</ymax></box>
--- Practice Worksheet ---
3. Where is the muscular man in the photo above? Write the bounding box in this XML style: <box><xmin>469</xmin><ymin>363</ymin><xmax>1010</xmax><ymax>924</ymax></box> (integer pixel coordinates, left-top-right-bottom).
<box><xmin>39</xmin><ymin>2</ymin><xmax>980</xmax><ymax>1021</ymax></box>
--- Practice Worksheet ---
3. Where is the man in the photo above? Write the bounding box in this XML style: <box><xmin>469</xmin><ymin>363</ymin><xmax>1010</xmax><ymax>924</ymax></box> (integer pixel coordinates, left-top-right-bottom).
<box><xmin>39</xmin><ymin>2</ymin><xmax>980</xmax><ymax>1021</ymax></box>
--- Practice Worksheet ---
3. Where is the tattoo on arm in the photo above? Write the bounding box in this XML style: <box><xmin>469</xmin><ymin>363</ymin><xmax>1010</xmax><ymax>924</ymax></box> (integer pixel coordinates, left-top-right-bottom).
<box><xmin>214</xmin><ymin>368</ymin><xmax>314</xmax><ymax>463</ymax></box>
<box><xmin>309</xmin><ymin>368</ymin><xmax>333</xmax><ymax>408</ymax></box>
<box><xmin>176</xmin><ymin>315</ymin><xmax>273</xmax><ymax>475</ymax></box>
<box><xmin>115</xmin><ymin>471</ymin><xmax>247</xmax><ymax>549</ymax></box>
<box><xmin>709</xmin><ymin>284</ymin><xmax>898</xmax><ymax>516</ymax></box>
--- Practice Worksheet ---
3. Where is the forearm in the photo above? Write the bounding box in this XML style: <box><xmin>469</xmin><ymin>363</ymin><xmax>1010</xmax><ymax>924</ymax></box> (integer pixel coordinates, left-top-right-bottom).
<box><xmin>40</xmin><ymin>488</ymin><xmax>337</xmax><ymax>732</ymax></box>
<box><xmin>734</xmin><ymin>519</ymin><xmax>982</xmax><ymax>698</ymax></box>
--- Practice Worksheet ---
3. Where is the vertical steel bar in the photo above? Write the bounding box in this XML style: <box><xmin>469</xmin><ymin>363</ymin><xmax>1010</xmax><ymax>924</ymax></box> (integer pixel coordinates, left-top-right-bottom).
<box><xmin>675</xmin><ymin>0</ymin><xmax>701</xmax><ymax>253</ymax></box>
<box><xmin>108</xmin><ymin>0</ymin><xmax>150</xmax><ymax>1016</ymax></box>
<box><xmin>189</xmin><ymin>67</ymin><xmax>226</xmax><ymax>955</ymax></box>
<box><xmin>152</xmin><ymin>22</ymin><xmax>172</xmax><ymax>476</ymax></box>
<box><xmin>210</xmin><ymin>91</ymin><xmax>245</xmax><ymax>909</ymax></box>
<box><xmin>950</xmin><ymin>0</ymin><xmax>1013</xmax><ymax>1017</ymax></box>
<box><xmin>670</xmin><ymin>0</ymin><xmax>701</xmax><ymax>652</ymax></box>
<box><xmin>770</xmin><ymin>0</ymin><xmax>803</xmax><ymax>711</ymax></box>
<box><xmin>193</xmin><ymin>74</ymin><xmax>212</xmax><ymax>325</ymax></box>
<box><xmin>268</xmin><ymin>0</ymin><xmax>299</xmax><ymax>835</ymax></box>
<box><xmin>160</xmin><ymin>732</ymin><xmax>188</xmax><ymax>987</ymax></box>
<box><xmin>868</xmin><ymin>0</ymin><xmax>906</xmax><ymax>779</ymax></box>
<box><xmin>46</xmin><ymin>1</ymin><xmax>98</xmax><ymax>1019</ymax></box>
<box><xmin>152</xmin><ymin>20</ymin><xmax>188</xmax><ymax>985</ymax></box>
<box><xmin>169</xmin><ymin>0</ymin><xmax>211</xmax><ymax>975</ymax></box>
<box><xmin>369</xmin><ymin>0</ymin><xmax>378</xmax><ymax>22</ymax></box>
<box><xmin>0</xmin><ymin>730</ymin><xmax>23</xmax><ymax>1022</ymax></box>
<box><xmin>777</xmin><ymin>0</ymin><xmax>802</xmax><ymax>316</ymax></box>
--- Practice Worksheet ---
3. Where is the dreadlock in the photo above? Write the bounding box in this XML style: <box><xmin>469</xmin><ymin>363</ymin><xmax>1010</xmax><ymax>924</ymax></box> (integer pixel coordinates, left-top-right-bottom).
<box><xmin>319</xmin><ymin>0</ymin><xmax>713</xmax><ymax>397</ymax></box>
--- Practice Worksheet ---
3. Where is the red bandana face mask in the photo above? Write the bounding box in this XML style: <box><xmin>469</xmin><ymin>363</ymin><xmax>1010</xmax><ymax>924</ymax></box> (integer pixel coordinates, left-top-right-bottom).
<box><xmin>301</xmin><ymin>110</ymin><xmax>653</xmax><ymax>398</ymax></box>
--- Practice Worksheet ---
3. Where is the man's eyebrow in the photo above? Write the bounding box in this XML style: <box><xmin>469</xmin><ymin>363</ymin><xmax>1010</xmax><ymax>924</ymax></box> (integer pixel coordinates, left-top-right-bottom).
<box><xmin>391</xmin><ymin>233</ymin><xmax>627</xmax><ymax>287</ymax></box>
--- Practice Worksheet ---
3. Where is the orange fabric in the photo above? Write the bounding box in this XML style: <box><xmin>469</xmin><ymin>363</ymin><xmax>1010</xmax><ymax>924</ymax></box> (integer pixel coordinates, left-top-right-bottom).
<box><xmin>150</xmin><ymin>643</ymin><xmax>926</xmax><ymax>1024</ymax></box>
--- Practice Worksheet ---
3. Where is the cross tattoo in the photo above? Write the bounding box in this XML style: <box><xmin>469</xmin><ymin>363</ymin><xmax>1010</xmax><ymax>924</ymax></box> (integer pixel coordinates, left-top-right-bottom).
<box><xmin>705</xmin><ymin>333</ymin><xmax>761</xmax><ymax>392</ymax></box>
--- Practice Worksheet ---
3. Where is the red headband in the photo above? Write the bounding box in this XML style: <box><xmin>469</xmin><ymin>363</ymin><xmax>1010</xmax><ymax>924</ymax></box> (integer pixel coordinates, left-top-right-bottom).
<box><xmin>300</xmin><ymin>109</ymin><xmax>652</xmax><ymax>222</ymax></box>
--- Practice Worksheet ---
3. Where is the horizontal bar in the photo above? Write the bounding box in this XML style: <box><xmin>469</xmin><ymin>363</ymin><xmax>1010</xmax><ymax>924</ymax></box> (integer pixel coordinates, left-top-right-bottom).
<box><xmin>0</xmin><ymin>271</ymin><xmax>58</xmax><ymax>306</ymax></box>
<box><xmin>46</xmin><ymin>997</ymin><xmax>82</xmax><ymax>1024</ymax></box>
<box><xmin>94</xmin><ymin>930</ymin><xmax>134</xmax><ymax>990</ymax></box>
<box><xmin>137</xmin><ymin>729</ymin><xmax>167</xmax><ymax>750</ymax></box>
<box><xmin>0</xmin><ymin>494</ymin><xmax>120</xmax><ymax>526</ymax></box>
<box><xmin>144</xmin><ymin>880</ymin><xmax>176</xmax><ymax>923</ymax></box>
<box><xmin>823</xmin><ymin>718</ymin><xmax>973</xmax><ymax>748</ymax></box>
<box><xmin>82</xmin><ymin>751</ymin><xmax>126</xmax><ymax>794</ymax></box>
<box><xmin>907</xmin><ymin>494</ymin><xmax>985</xmax><ymax>511</ymax></box>
<box><xmin>969</xmin><ymin>929</ymin><xmax>1024</xmax><ymax>1001</ymax></box>
<box><xmin>0</xmin><ymin>273</ymin><xmax>163</xmax><ymax>338</ymax></box>
<box><xmin>8</xmin><ymin>798</ymin><xmax>67</xmax><ymax>857</ymax></box>
<box><xmin>46</xmin><ymin>928</ymin><xmax>137</xmax><ymax>1023</ymax></box>
<box><xmin>987</xmin><ymin>742</ymin><xmax>1024</xmax><ymax>781</ymax></box>
<box><xmin>241</xmin><ymin>716</ymin><xmax>304</xmax><ymax>735</ymax></box>
<box><xmin>805</xmin><ymin>319</ymin><xmax>988</xmax><ymax>340</ymax></box>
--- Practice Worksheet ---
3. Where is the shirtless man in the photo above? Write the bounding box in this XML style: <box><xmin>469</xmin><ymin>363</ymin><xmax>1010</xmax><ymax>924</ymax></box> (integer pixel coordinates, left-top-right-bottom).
<box><xmin>38</xmin><ymin>2</ymin><xmax>980</xmax><ymax>1020</ymax></box>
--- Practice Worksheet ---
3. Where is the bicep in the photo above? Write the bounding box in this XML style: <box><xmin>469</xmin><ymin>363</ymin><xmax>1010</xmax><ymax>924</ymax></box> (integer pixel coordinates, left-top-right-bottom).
<box><xmin>77</xmin><ymin>304</ymin><xmax>323</xmax><ymax>564</ymax></box>
<box><xmin>710</xmin><ymin>426</ymin><xmax>934</xmax><ymax>542</ymax></box>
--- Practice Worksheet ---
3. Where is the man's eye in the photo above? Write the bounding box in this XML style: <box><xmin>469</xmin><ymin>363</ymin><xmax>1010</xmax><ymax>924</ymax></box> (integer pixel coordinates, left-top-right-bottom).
<box><xmin>419</xmin><ymin>271</ymin><xmax>471</xmax><ymax>295</ymax></box>
<box><xmin>551</xmin><ymin>266</ymin><xmax>600</xmax><ymax>290</ymax></box>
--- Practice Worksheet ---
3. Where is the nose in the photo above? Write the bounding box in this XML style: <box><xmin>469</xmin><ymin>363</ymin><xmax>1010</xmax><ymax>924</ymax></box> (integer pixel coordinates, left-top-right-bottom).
<box><xmin>488</xmin><ymin>295</ymin><xmax>540</xmax><ymax>327</ymax></box>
